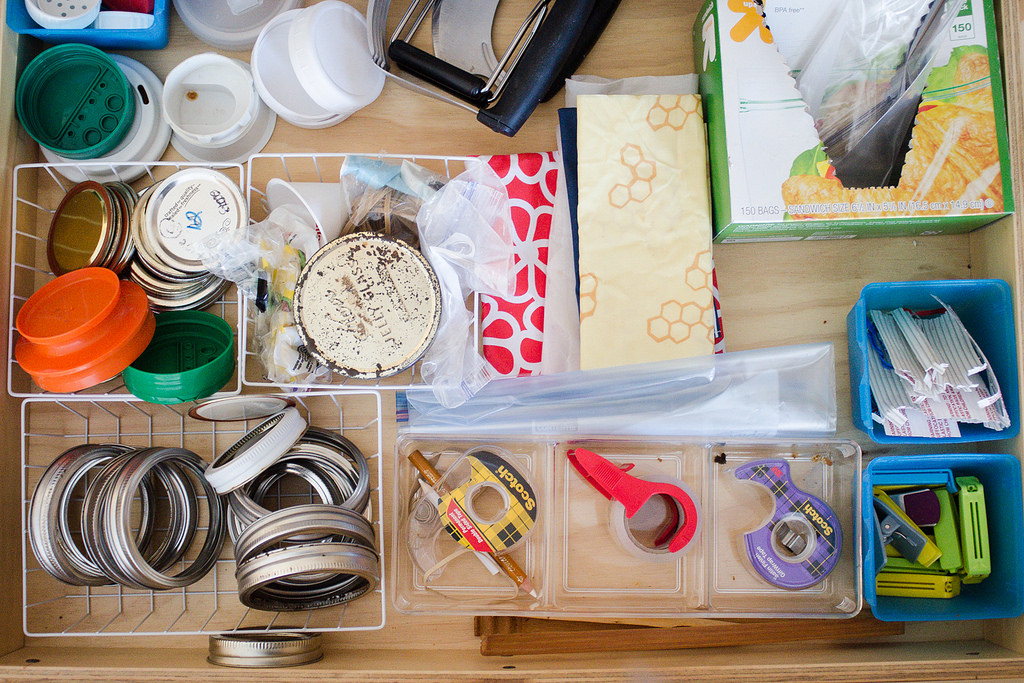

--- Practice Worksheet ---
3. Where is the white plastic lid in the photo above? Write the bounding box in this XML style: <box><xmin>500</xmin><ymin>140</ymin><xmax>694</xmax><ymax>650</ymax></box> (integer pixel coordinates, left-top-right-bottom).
<box><xmin>26</xmin><ymin>0</ymin><xmax>100</xmax><ymax>30</ymax></box>
<box><xmin>168</xmin><ymin>95</ymin><xmax>276</xmax><ymax>164</ymax></box>
<box><xmin>173</xmin><ymin>0</ymin><xmax>301</xmax><ymax>51</ymax></box>
<box><xmin>163</xmin><ymin>54</ymin><xmax>260</xmax><ymax>147</ymax></box>
<box><xmin>188</xmin><ymin>395</ymin><xmax>296</xmax><ymax>422</ymax></box>
<box><xmin>251</xmin><ymin>8</ymin><xmax>348</xmax><ymax>129</ymax></box>
<box><xmin>42</xmin><ymin>55</ymin><xmax>171</xmax><ymax>184</ymax></box>
<box><xmin>287</xmin><ymin>0</ymin><xmax>386</xmax><ymax>116</ymax></box>
<box><xmin>205</xmin><ymin>406</ymin><xmax>307</xmax><ymax>493</ymax></box>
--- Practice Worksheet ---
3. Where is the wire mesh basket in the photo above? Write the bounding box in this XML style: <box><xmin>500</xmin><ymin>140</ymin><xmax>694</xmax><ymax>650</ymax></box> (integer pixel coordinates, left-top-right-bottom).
<box><xmin>21</xmin><ymin>391</ymin><xmax>385</xmax><ymax>636</ymax></box>
<box><xmin>244</xmin><ymin>152</ymin><xmax>480</xmax><ymax>392</ymax></box>
<box><xmin>8</xmin><ymin>162</ymin><xmax>244</xmax><ymax>399</ymax></box>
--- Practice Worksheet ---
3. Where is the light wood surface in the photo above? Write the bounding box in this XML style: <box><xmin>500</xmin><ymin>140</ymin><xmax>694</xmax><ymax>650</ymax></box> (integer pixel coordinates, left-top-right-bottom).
<box><xmin>0</xmin><ymin>0</ymin><xmax>1023</xmax><ymax>678</ymax></box>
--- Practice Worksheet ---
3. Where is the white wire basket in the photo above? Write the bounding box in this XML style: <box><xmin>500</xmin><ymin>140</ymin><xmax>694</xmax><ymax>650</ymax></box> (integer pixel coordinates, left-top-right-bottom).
<box><xmin>21</xmin><ymin>391</ymin><xmax>385</xmax><ymax>636</ymax></box>
<box><xmin>244</xmin><ymin>152</ymin><xmax>480</xmax><ymax>392</ymax></box>
<box><xmin>8</xmin><ymin>162</ymin><xmax>244</xmax><ymax>399</ymax></box>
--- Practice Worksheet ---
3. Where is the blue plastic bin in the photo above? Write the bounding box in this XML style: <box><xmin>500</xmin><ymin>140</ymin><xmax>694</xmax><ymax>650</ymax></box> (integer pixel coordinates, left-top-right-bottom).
<box><xmin>847</xmin><ymin>279</ymin><xmax>1020</xmax><ymax>444</ymax></box>
<box><xmin>6</xmin><ymin>0</ymin><xmax>170</xmax><ymax>50</ymax></box>
<box><xmin>862</xmin><ymin>454</ymin><xmax>1024</xmax><ymax>621</ymax></box>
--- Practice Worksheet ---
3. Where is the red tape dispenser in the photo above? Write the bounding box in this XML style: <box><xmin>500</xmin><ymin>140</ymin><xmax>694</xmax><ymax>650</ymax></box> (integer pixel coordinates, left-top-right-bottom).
<box><xmin>567</xmin><ymin>447</ymin><xmax>702</xmax><ymax>559</ymax></box>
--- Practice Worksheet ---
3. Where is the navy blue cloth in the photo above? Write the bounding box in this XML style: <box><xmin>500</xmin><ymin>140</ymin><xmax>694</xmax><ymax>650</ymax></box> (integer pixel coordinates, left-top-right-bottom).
<box><xmin>558</xmin><ymin>107</ymin><xmax>581</xmax><ymax>304</ymax></box>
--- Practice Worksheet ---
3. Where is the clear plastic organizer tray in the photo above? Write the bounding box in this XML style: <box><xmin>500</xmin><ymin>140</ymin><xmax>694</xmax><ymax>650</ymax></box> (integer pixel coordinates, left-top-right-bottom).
<box><xmin>393</xmin><ymin>435</ymin><xmax>862</xmax><ymax>619</ymax></box>
<box><xmin>8</xmin><ymin>162</ymin><xmax>244</xmax><ymax>399</ymax></box>
<box><xmin>21</xmin><ymin>391</ymin><xmax>385</xmax><ymax>636</ymax></box>
<box><xmin>244</xmin><ymin>153</ymin><xmax>478</xmax><ymax>392</ymax></box>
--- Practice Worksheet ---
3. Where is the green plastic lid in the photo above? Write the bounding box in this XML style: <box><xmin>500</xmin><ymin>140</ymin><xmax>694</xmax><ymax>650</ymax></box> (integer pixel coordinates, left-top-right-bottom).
<box><xmin>16</xmin><ymin>44</ymin><xmax>136</xmax><ymax>161</ymax></box>
<box><xmin>122</xmin><ymin>310</ymin><xmax>235</xmax><ymax>404</ymax></box>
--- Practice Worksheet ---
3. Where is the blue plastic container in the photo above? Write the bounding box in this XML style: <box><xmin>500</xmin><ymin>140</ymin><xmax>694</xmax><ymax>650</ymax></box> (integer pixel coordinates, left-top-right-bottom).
<box><xmin>862</xmin><ymin>454</ymin><xmax>1024</xmax><ymax>621</ymax></box>
<box><xmin>847</xmin><ymin>279</ymin><xmax>1020</xmax><ymax>444</ymax></box>
<box><xmin>6</xmin><ymin>0</ymin><xmax>170</xmax><ymax>50</ymax></box>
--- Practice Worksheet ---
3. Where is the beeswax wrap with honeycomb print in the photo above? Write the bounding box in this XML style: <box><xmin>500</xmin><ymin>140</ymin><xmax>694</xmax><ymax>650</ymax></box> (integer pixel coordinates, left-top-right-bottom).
<box><xmin>576</xmin><ymin>94</ymin><xmax>714</xmax><ymax>370</ymax></box>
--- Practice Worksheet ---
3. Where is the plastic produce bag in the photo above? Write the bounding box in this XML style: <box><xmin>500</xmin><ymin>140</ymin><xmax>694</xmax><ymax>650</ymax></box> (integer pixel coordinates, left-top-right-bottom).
<box><xmin>404</xmin><ymin>343</ymin><xmax>837</xmax><ymax>437</ymax></box>
<box><xmin>415</xmin><ymin>158</ymin><xmax>516</xmax><ymax>408</ymax></box>
<box><xmin>194</xmin><ymin>205</ymin><xmax>326</xmax><ymax>384</ymax></box>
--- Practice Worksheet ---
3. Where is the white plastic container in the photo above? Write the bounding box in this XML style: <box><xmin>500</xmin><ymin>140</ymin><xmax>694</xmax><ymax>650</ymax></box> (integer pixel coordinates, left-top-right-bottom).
<box><xmin>251</xmin><ymin>9</ymin><xmax>348</xmax><ymax>129</ymax></box>
<box><xmin>287</xmin><ymin>1</ymin><xmax>385</xmax><ymax>118</ymax></box>
<box><xmin>172</xmin><ymin>0</ymin><xmax>301</xmax><ymax>51</ymax></box>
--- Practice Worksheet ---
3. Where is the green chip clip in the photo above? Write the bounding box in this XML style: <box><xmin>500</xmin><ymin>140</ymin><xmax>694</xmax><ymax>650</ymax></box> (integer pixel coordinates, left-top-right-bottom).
<box><xmin>955</xmin><ymin>476</ymin><xmax>991</xmax><ymax>583</ymax></box>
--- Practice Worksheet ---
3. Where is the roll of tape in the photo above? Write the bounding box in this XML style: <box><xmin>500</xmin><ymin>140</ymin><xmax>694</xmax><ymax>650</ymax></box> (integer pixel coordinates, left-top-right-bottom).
<box><xmin>437</xmin><ymin>447</ymin><xmax>537</xmax><ymax>554</ymax></box>
<box><xmin>608</xmin><ymin>475</ymin><xmax>703</xmax><ymax>562</ymax></box>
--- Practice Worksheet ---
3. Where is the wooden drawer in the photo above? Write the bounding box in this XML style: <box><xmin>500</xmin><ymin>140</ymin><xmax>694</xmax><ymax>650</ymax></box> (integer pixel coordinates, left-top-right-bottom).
<box><xmin>0</xmin><ymin>0</ymin><xmax>1023</xmax><ymax>679</ymax></box>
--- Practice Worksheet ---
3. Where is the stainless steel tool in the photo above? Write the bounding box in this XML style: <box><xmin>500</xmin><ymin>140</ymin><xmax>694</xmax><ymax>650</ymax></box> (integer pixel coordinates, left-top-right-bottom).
<box><xmin>368</xmin><ymin>0</ymin><xmax>621</xmax><ymax>136</ymax></box>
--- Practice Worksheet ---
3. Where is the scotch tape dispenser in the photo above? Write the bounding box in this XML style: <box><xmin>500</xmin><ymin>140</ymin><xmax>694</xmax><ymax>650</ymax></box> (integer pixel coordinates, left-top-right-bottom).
<box><xmin>733</xmin><ymin>459</ymin><xmax>842</xmax><ymax>590</ymax></box>
<box><xmin>405</xmin><ymin>446</ymin><xmax>537</xmax><ymax>585</ymax></box>
<box><xmin>567</xmin><ymin>447</ymin><xmax>702</xmax><ymax>561</ymax></box>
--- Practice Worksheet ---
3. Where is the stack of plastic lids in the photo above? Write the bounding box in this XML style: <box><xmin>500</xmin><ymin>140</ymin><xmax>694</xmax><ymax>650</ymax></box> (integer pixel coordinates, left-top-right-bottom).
<box><xmin>172</xmin><ymin>0</ymin><xmax>300</xmax><ymax>51</ymax></box>
<box><xmin>162</xmin><ymin>53</ymin><xmax>276</xmax><ymax>164</ymax></box>
<box><xmin>15</xmin><ymin>268</ymin><xmax>155</xmax><ymax>393</ymax></box>
<box><xmin>250</xmin><ymin>1</ymin><xmax>385</xmax><ymax>129</ymax></box>
<box><xmin>41</xmin><ymin>55</ymin><xmax>172</xmax><ymax>184</ymax></box>
<box><xmin>15</xmin><ymin>44</ymin><xmax>136</xmax><ymax>161</ymax></box>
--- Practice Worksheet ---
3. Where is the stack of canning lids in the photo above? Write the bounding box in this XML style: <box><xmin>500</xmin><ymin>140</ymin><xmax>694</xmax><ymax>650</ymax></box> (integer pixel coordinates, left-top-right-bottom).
<box><xmin>15</xmin><ymin>44</ymin><xmax>136</xmax><ymax>161</ymax></box>
<box><xmin>127</xmin><ymin>168</ymin><xmax>245</xmax><ymax>311</ymax></box>
<box><xmin>47</xmin><ymin>181</ymin><xmax>139</xmax><ymax>276</ymax></box>
<box><xmin>15</xmin><ymin>268</ymin><xmax>155</xmax><ymax>393</ymax></box>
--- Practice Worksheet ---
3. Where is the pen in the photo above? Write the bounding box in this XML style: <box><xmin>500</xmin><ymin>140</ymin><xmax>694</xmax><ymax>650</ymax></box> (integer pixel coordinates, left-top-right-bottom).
<box><xmin>408</xmin><ymin>450</ymin><xmax>538</xmax><ymax>597</ymax></box>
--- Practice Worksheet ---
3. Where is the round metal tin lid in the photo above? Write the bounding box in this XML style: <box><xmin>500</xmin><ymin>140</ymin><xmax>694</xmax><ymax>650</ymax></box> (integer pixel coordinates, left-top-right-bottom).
<box><xmin>293</xmin><ymin>233</ymin><xmax>442</xmax><ymax>379</ymax></box>
<box><xmin>46</xmin><ymin>181</ymin><xmax>115</xmax><ymax>275</ymax></box>
<box><xmin>188</xmin><ymin>395</ymin><xmax>296</xmax><ymax>422</ymax></box>
<box><xmin>207</xmin><ymin>631</ymin><xmax>322</xmax><ymax>668</ymax></box>
<box><xmin>143</xmin><ymin>168</ymin><xmax>246</xmax><ymax>274</ymax></box>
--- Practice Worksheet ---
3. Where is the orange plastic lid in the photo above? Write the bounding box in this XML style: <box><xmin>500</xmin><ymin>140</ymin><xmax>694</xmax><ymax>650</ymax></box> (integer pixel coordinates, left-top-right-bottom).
<box><xmin>32</xmin><ymin>314</ymin><xmax>156</xmax><ymax>394</ymax></box>
<box><xmin>16</xmin><ymin>280</ymin><xmax>155</xmax><ymax>391</ymax></box>
<box><xmin>16</xmin><ymin>267</ymin><xmax>121</xmax><ymax>346</ymax></box>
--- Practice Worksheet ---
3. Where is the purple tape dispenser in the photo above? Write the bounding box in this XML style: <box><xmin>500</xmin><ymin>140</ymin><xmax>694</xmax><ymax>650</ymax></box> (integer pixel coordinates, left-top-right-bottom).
<box><xmin>734</xmin><ymin>459</ymin><xmax>842</xmax><ymax>590</ymax></box>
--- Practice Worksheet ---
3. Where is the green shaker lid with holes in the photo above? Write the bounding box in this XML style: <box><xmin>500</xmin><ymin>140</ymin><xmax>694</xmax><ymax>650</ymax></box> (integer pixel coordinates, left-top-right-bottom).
<box><xmin>122</xmin><ymin>310</ymin><xmax>235</xmax><ymax>405</ymax></box>
<box><xmin>16</xmin><ymin>43</ymin><xmax>135</xmax><ymax>160</ymax></box>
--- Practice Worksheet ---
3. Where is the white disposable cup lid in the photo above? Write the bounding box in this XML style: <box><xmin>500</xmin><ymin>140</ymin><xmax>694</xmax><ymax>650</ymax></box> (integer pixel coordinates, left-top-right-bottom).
<box><xmin>251</xmin><ymin>9</ymin><xmax>348</xmax><ymax>128</ymax></box>
<box><xmin>168</xmin><ymin>94</ymin><xmax>276</xmax><ymax>165</ymax></box>
<box><xmin>42</xmin><ymin>55</ymin><xmax>171</xmax><ymax>184</ymax></box>
<box><xmin>162</xmin><ymin>54</ymin><xmax>260</xmax><ymax>147</ymax></box>
<box><xmin>287</xmin><ymin>0</ymin><xmax>386</xmax><ymax>116</ymax></box>
<box><xmin>26</xmin><ymin>0</ymin><xmax>100</xmax><ymax>30</ymax></box>
<box><xmin>172</xmin><ymin>0</ymin><xmax>301</xmax><ymax>51</ymax></box>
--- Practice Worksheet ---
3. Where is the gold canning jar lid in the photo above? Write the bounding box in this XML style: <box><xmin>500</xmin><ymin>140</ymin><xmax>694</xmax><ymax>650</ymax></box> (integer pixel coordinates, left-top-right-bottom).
<box><xmin>47</xmin><ymin>181</ymin><xmax>116</xmax><ymax>275</ymax></box>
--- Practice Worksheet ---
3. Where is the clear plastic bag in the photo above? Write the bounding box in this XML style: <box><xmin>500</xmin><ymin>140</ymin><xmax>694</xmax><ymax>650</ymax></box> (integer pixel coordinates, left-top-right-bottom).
<box><xmin>339</xmin><ymin>156</ymin><xmax>448</xmax><ymax>248</ymax></box>
<box><xmin>793</xmin><ymin>0</ymin><xmax>965</xmax><ymax>187</ymax></box>
<box><xmin>415</xmin><ymin>158</ymin><xmax>516</xmax><ymax>408</ymax></box>
<box><xmin>194</xmin><ymin>205</ymin><xmax>327</xmax><ymax>384</ymax></box>
<box><xmin>404</xmin><ymin>343</ymin><xmax>837</xmax><ymax>437</ymax></box>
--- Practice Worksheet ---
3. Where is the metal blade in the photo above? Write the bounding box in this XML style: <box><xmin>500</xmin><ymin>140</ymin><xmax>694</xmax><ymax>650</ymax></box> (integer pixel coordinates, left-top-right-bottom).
<box><xmin>432</xmin><ymin>0</ymin><xmax>500</xmax><ymax>77</ymax></box>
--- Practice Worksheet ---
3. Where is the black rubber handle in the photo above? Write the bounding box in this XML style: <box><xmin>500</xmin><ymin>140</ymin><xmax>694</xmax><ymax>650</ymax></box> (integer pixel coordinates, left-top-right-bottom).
<box><xmin>478</xmin><ymin>0</ymin><xmax>598</xmax><ymax>136</ymax></box>
<box><xmin>541</xmin><ymin>0</ymin><xmax>623</xmax><ymax>102</ymax></box>
<box><xmin>388</xmin><ymin>40</ymin><xmax>490</xmax><ymax>105</ymax></box>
